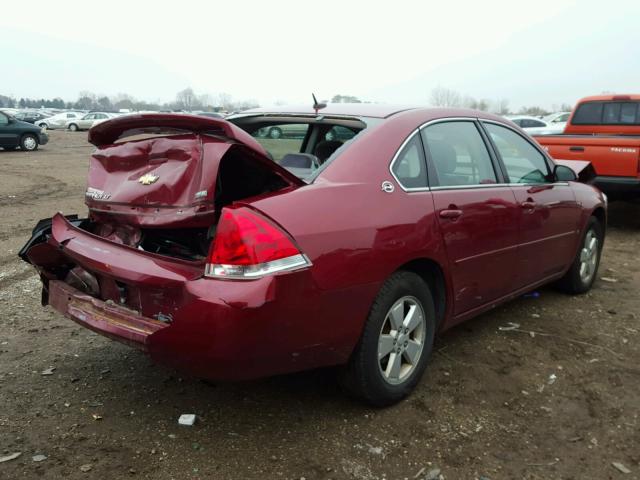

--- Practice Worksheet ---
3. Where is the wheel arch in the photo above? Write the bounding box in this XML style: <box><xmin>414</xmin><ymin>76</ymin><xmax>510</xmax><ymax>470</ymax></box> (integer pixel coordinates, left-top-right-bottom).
<box><xmin>591</xmin><ymin>206</ymin><xmax>606</xmax><ymax>231</ymax></box>
<box><xmin>396</xmin><ymin>258</ymin><xmax>448</xmax><ymax>329</ymax></box>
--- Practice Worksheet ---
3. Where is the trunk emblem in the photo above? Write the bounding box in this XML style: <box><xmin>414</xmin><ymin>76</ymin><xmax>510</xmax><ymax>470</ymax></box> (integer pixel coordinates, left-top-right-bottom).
<box><xmin>139</xmin><ymin>173</ymin><xmax>159</xmax><ymax>185</ymax></box>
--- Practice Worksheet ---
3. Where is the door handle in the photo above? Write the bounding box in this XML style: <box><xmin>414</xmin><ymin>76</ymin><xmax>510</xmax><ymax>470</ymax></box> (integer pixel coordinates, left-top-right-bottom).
<box><xmin>521</xmin><ymin>199</ymin><xmax>536</xmax><ymax>210</ymax></box>
<box><xmin>569</xmin><ymin>146</ymin><xmax>585</xmax><ymax>152</ymax></box>
<box><xmin>439</xmin><ymin>209</ymin><xmax>463</xmax><ymax>219</ymax></box>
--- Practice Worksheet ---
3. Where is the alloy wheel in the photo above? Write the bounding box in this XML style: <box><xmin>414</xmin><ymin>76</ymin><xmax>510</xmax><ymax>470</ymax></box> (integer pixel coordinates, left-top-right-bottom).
<box><xmin>377</xmin><ymin>296</ymin><xmax>426</xmax><ymax>385</ymax></box>
<box><xmin>579</xmin><ymin>228</ymin><xmax>598</xmax><ymax>283</ymax></box>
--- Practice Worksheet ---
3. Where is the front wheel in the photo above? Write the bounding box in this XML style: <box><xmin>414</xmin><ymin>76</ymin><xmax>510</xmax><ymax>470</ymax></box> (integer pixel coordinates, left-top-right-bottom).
<box><xmin>341</xmin><ymin>271</ymin><xmax>436</xmax><ymax>406</ymax></box>
<box><xmin>20</xmin><ymin>134</ymin><xmax>39</xmax><ymax>151</ymax></box>
<box><xmin>557</xmin><ymin>217</ymin><xmax>603</xmax><ymax>294</ymax></box>
<box><xmin>268</xmin><ymin>127</ymin><xmax>282</xmax><ymax>139</ymax></box>
<box><xmin>68</xmin><ymin>123</ymin><xmax>79</xmax><ymax>132</ymax></box>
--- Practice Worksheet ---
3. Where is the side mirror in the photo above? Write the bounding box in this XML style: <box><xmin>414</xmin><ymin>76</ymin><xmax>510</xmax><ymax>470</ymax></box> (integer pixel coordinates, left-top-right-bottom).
<box><xmin>554</xmin><ymin>164</ymin><xmax>578</xmax><ymax>182</ymax></box>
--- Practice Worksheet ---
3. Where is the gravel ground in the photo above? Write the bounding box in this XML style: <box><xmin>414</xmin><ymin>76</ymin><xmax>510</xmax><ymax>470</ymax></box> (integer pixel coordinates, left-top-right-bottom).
<box><xmin>0</xmin><ymin>131</ymin><xmax>638</xmax><ymax>480</ymax></box>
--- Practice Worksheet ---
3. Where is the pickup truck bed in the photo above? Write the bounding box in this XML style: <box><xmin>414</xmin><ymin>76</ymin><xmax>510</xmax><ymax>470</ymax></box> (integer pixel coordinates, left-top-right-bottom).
<box><xmin>535</xmin><ymin>134</ymin><xmax>640</xmax><ymax>198</ymax></box>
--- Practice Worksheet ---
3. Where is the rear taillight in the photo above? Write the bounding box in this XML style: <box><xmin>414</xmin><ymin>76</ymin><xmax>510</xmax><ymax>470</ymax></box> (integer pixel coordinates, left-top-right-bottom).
<box><xmin>205</xmin><ymin>207</ymin><xmax>310</xmax><ymax>279</ymax></box>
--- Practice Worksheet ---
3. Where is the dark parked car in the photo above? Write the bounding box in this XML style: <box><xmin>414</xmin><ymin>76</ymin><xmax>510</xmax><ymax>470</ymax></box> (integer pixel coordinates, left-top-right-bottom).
<box><xmin>0</xmin><ymin>111</ymin><xmax>49</xmax><ymax>151</ymax></box>
<box><xmin>20</xmin><ymin>106</ymin><xmax>605</xmax><ymax>405</ymax></box>
<box><xmin>14</xmin><ymin>111</ymin><xmax>50</xmax><ymax>124</ymax></box>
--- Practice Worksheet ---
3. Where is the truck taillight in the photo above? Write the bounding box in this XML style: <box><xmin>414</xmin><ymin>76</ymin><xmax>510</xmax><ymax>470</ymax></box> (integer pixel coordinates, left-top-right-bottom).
<box><xmin>205</xmin><ymin>207</ymin><xmax>310</xmax><ymax>279</ymax></box>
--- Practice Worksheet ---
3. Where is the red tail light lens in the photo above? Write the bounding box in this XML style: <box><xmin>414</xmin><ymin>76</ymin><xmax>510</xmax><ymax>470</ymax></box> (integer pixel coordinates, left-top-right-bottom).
<box><xmin>205</xmin><ymin>207</ymin><xmax>310</xmax><ymax>279</ymax></box>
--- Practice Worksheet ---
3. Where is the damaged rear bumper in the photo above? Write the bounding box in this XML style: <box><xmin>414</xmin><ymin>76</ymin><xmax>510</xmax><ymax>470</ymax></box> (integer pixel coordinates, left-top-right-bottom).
<box><xmin>48</xmin><ymin>280</ymin><xmax>167</xmax><ymax>350</ymax></box>
<box><xmin>19</xmin><ymin>213</ymin><xmax>375</xmax><ymax>381</ymax></box>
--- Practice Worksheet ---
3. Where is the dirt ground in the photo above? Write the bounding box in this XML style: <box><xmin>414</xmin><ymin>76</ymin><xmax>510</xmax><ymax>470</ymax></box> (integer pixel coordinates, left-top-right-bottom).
<box><xmin>0</xmin><ymin>131</ymin><xmax>638</xmax><ymax>480</ymax></box>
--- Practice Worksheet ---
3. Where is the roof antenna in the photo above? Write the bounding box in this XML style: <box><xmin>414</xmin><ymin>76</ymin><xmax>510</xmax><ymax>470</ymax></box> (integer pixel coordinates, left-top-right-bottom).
<box><xmin>312</xmin><ymin>93</ymin><xmax>326</xmax><ymax>114</ymax></box>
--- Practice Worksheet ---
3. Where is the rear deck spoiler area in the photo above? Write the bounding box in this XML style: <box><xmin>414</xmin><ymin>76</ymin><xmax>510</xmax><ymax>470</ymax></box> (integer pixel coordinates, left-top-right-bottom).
<box><xmin>88</xmin><ymin>113</ymin><xmax>269</xmax><ymax>157</ymax></box>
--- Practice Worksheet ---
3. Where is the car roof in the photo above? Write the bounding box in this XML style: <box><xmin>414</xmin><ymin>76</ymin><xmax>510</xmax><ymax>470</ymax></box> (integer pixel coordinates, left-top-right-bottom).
<box><xmin>239</xmin><ymin>103</ymin><xmax>418</xmax><ymax>119</ymax></box>
<box><xmin>578</xmin><ymin>94</ymin><xmax>640</xmax><ymax>103</ymax></box>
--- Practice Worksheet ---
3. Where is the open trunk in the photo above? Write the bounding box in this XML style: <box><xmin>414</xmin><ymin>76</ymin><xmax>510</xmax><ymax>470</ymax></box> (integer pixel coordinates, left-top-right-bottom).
<box><xmin>80</xmin><ymin>114</ymin><xmax>304</xmax><ymax>259</ymax></box>
<box><xmin>20</xmin><ymin>114</ymin><xmax>305</xmax><ymax>315</ymax></box>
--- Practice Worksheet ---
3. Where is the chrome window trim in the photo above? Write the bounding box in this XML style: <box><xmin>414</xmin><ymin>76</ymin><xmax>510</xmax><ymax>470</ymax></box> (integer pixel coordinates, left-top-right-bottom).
<box><xmin>388</xmin><ymin>117</ymin><xmax>570</xmax><ymax>192</ymax></box>
<box><xmin>388</xmin><ymin>128</ymin><xmax>430</xmax><ymax>192</ymax></box>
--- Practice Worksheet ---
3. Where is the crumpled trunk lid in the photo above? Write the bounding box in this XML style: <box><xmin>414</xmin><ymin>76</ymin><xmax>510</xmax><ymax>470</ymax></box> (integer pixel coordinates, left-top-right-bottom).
<box><xmin>85</xmin><ymin>114</ymin><xmax>302</xmax><ymax>228</ymax></box>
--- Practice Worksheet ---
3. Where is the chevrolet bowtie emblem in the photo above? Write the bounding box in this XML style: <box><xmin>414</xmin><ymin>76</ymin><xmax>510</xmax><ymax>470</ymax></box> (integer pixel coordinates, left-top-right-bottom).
<box><xmin>138</xmin><ymin>173</ymin><xmax>159</xmax><ymax>185</ymax></box>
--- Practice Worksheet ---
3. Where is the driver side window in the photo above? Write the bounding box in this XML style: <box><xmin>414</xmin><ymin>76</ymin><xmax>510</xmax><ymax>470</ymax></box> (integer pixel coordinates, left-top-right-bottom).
<box><xmin>484</xmin><ymin>123</ymin><xmax>551</xmax><ymax>184</ymax></box>
<box><xmin>0</xmin><ymin>113</ymin><xmax>8</xmax><ymax>126</ymax></box>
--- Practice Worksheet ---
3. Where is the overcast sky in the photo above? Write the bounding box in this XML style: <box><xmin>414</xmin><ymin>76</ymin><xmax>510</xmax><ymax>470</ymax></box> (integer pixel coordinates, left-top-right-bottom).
<box><xmin>2</xmin><ymin>0</ymin><xmax>639</xmax><ymax>110</ymax></box>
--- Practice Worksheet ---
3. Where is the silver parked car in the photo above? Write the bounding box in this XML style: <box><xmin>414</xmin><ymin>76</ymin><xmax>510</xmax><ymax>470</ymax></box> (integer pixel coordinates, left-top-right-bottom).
<box><xmin>66</xmin><ymin>112</ymin><xmax>116</xmax><ymax>131</ymax></box>
<box><xmin>38</xmin><ymin>111</ymin><xmax>85</xmax><ymax>130</ymax></box>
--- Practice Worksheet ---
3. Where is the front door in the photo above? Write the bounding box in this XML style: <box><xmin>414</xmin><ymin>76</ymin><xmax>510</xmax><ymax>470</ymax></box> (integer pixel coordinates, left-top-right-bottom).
<box><xmin>0</xmin><ymin>112</ymin><xmax>19</xmax><ymax>147</ymax></box>
<box><xmin>483</xmin><ymin>122</ymin><xmax>582</xmax><ymax>288</ymax></box>
<box><xmin>421</xmin><ymin>120</ymin><xmax>520</xmax><ymax>317</ymax></box>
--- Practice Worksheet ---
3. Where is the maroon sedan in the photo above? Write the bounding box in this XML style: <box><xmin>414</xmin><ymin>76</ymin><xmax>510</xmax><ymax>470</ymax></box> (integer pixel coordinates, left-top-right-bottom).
<box><xmin>20</xmin><ymin>105</ymin><xmax>606</xmax><ymax>405</ymax></box>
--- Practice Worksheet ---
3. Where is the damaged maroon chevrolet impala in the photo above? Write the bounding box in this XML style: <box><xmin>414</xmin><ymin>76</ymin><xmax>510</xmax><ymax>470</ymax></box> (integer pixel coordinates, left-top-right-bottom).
<box><xmin>19</xmin><ymin>105</ymin><xmax>607</xmax><ymax>405</ymax></box>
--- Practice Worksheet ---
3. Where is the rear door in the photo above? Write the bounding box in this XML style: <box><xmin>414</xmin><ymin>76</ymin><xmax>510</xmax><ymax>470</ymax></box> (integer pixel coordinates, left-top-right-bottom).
<box><xmin>483</xmin><ymin>121</ymin><xmax>581</xmax><ymax>287</ymax></box>
<box><xmin>421</xmin><ymin>120</ymin><xmax>520</xmax><ymax>317</ymax></box>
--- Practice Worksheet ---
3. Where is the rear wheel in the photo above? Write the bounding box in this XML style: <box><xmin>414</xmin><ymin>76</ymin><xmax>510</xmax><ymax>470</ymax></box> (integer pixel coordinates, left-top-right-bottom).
<box><xmin>20</xmin><ymin>134</ymin><xmax>39</xmax><ymax>152</ymax></box>
<box><xmin>38</xmin><ymin>122</ymin><xmax>48</xmax><ymax>129</ymax></box>
<box><xmin>557</xmin><ymin>217</ymin><xmax>603</xmax><ymax>294</ymax></box>
<box><xmin>68</xmin><ymin>123</ymin><xmax>79</xmax><ymax>132</ymax></box>
<box><xmin>341</xmin><ymin>271</ymin><xmax>436</xmax><ymax>406</ymax></box>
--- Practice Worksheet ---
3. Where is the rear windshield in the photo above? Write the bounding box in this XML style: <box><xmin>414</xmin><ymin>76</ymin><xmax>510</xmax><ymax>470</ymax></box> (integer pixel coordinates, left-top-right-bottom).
<box><xmin>572</xmin><ymin>101</ymin><xmax>640</xmax><ymax>125</ymax></box>
<box><xmin>229</xmin><ymin>116</ymin><xmax>380</xmax><ymax>181</ymax></box>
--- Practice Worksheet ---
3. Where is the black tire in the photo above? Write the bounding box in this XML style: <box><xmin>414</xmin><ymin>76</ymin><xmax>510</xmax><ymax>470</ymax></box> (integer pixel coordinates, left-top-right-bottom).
<box><xmin>68</xmin><ymin>123</ymin><xmax>79</xmax><ymax>132</ymax></box>
<box><xmin>38</xmin><ymin>122</ymin><xmax>48</xmax><ymax>129</ymax></box>
<box><xmin>556</xmin><ymin>216</ymin><xmax>603</xmax><ymax>294</ymax></box>
<box><xmin>268</xmin><ymin>127</ymin><xmax>282</xmax><ymax>139</ymax></box>
<box><xmin>20</xmin><ymin>134</ymin><xmax>39</xmax><ymax>152</ymax></box>
<box><xmin>341</xmin><ymin>271</ymin><xmax>436</xmax><ymax>406</ymax></box>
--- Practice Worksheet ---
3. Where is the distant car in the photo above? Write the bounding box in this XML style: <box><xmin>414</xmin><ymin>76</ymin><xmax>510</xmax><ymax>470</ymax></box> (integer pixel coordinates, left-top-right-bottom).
<box><xmin>13</xmin><ymin>111</ymin><xmax>50</xmax><ymax>124</ymax></box>
<box><xmin>0</xmin><ymin>111</ymin><xmax>49</xmax><ymax>151</ymax></box>
<box><xmin>543</xmin><ymin>112</ymin><xmax>570</xmax><ymax>133</ymax></box>
<box><xmin>38</xmin><ymin>111</ymin><xmax>85</xmax><ymax>130</ymax></box>
<box><xmin>194</xmin><ymin>111</ymin><xmax>224</xmax><ymax>119</ymax></box>
<box><xmin>66</xmin><ymin>112</ymin><xmax>116</xmax><ymax>131</ymax></box>
<box><xmin>506</xmin><ymin>116</ymin><xmax>563</xmax><ymax>135</ymax></box>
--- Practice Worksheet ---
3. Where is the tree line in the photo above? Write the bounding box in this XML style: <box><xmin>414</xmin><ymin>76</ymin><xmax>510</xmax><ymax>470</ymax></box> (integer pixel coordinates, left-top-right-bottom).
<box><xmin>0</xmin><ymin>88</ymin><xmax>260</xmax><ymax>112</ymax></box>
<box><xmin>429</xmin><ymin>86</ymin><xmax>572</xmax><ymax>115</ymax></box>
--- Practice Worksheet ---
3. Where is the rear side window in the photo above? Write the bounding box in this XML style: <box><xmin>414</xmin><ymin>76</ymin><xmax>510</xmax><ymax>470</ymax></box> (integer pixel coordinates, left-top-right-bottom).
<box><xmin>522</xmin><ymin>119</ymin><xmax>546</xmax><ymax>128</ymax></box>
<box><xmin>391</xmin><ymin>134</ymin><xmax>428</xmax><ymax>189</ymax></box>
<box><xmin>573</xmin><ymin>101</ymin><xmax>639</xmax><ymax>125</ymax></box>
<box><xmin>421</xmin><ymin>121</ymin><xmax>497</xmax><ymax>187</ymax></box>
<box><xmin>485</xmin><ymin>123</ymin><xmax>550</xmax><ymax>184</ymax></box>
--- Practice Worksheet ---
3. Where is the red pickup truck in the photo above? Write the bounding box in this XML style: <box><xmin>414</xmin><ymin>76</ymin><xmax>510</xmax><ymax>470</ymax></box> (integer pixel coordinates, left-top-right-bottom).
<box><xmin>535</xmin><ymin>94</ymin><xmax>640</xmax><ymax>199</ymax></box>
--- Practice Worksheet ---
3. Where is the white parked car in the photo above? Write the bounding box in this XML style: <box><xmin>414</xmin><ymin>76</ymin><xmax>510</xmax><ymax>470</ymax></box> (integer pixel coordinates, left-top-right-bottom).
<box><xmin>37</xmin><ymin>111</ymin><xmax>85</xmax><ymax>130</ymax></box>
<box><xmin>506</xmin><ymin>115</ymin><xmax>564</xmax><ymax>135</ymax></box>
<box><xmin>543</xmin><ymin>112</ymin><xmax>571</xmax><ymax>132</ymax></box>
<box><xmin>66</xmin><ymin>112</ymin><xmax>116</xmax><ymax>131</ymax></box>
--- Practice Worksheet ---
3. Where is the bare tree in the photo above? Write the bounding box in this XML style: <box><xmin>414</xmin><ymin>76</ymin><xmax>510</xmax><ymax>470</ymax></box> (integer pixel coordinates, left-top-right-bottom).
<box><xmin>176</xmin><ymin>87</ymin><xmax>197</xmax><ymax>110</ymax></box>
<box><xmin>491</xmin><ymin>98</ymin><xmax>510</xmax><ymax>115</ymax></box>
<box><xmin>430</xmin><ymin>86</ymin><xmax>461</xmax><ymax>107</ymax></box>
<box><xmin>217</xmin><ymin>92</ymin><xmax>233</xmax><ymax>111</ymax></box>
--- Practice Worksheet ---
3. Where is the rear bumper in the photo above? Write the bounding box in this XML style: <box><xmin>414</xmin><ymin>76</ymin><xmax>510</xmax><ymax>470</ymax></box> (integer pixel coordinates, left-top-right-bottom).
<box><xmin>22</xmin><ymin>214</ymin><xmax>378</xmax><ymax>381</ymax></box>
<box><xmin>594</xmin><ymin>176</ymin><xmax>640</xmax><ymax>198</ymax></box>
<box><xmin>48</xmin><ymin>280</ymin><xmax>167</xmax><ymax>350</ymax></box>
